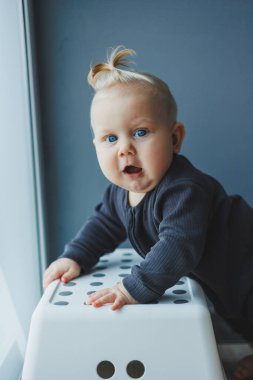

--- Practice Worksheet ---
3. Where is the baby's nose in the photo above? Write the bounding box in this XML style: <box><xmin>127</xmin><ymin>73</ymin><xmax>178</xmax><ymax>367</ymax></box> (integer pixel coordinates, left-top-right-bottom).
<box><xmin>118</xmin><ymin>139</ymin><xmax>136</xmax><ymax>156</ymax></box>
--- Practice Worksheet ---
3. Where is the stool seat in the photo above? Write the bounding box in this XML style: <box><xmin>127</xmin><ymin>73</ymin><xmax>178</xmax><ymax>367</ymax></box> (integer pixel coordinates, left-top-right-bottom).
<box><xmin>22</xmin><ymin>248</ymin><xmax>226</xmax><ymax>380</ymax></box>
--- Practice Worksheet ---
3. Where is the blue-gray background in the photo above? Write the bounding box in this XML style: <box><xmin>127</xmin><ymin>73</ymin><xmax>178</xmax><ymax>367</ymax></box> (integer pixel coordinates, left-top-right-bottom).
<box><xmin>32</xmin><ymin>0</ymin><xmax>253</xmax><ymax>264</ymax></box>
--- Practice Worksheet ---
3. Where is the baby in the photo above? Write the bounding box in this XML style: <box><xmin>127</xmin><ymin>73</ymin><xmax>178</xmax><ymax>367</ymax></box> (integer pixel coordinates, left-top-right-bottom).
<box><xmin>43</xmin><ymin>46</ymin><xmax>253</xmax><ymax>379</ymax></box>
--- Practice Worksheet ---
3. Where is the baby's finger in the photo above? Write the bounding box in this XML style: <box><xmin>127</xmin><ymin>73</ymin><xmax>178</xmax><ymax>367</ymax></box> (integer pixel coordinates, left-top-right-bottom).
<box><xmin>111</xmin><ymin>296</ymin><xmax>126</xmax><ymax>311</ymax></box>
<box><xmin>87</xmin><ymin>289</ymin><xmax>110</xmax><ymax>303</ymax></box>
<box><xmin>61</xmin><ymin>266</ymin><xmax>78</xmax><ymax>283</ymax></box>
<box><xmin>43</xmin><ymin>267</ymin><xmax>65</xmax><ymax>288</ymax></box>
<box><xmin>92</xmin><ymin>293</ymin><xmax>116</xmax><ymax>308</ymax></box>
<box><xmin>43</xmin><ymin>271</ymin><xmax>56</xmax><ymax>289</ymax></box>
<box><xmin>43</xmin><ymin>266</ymin><xmax>54</xmax><ymax>282</ymax></box>
<box><xmin>43</xmin><ymin>274</ymin><xmax>59</xmax><ymax>289</ymax></box>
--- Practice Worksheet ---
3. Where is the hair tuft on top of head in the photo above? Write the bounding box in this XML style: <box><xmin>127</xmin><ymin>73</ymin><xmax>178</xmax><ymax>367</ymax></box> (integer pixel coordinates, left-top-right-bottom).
<box><xmin>106</xmin><ymin>45</ymin><xmax>136</xmax><ymax>70</ymax></box>
<box><xmin>87</xmin><ymin>45</ymin><xmax>178</xmax><ymax>123</ymax></box>
<box><xmin>87</xmin><ymin>45</ymin><xmax>153</xmax><ymax>91</ymax></box>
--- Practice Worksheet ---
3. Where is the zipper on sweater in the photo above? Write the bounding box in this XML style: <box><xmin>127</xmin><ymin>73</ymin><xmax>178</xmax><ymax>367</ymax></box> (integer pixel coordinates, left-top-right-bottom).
<box><xmin>129</xmin><ymin>208</ymin><xmax>145</xmax><ymax>258</ymax></box>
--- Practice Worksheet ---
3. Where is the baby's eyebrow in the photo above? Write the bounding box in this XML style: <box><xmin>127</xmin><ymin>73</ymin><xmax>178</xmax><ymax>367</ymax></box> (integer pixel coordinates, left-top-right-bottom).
<box><xmin>97</xmin><ymin>129</ymin><xmax>116</xmax><ymax>135</ymax></box>
<box><xmin>130</xmin><ymin>117</ymin><xmax>154</xmax><ymax>127</ymax></box>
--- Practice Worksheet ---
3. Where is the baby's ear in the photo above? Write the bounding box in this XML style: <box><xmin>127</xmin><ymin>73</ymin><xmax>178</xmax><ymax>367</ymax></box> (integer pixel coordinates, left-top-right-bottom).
<box><xmin>172</xmin><ymin>134</ymin><xmax>178</xmax><ymax>145</ymax></box>
<box><xmin>92</xmin><ymin>134</ymin><xmax>97</xmax><ymax>146</ymax></box>
<box><xmin>172</xmin><ymin>122</ymin><xmax>185</xmax><ymax>153</ymax></box>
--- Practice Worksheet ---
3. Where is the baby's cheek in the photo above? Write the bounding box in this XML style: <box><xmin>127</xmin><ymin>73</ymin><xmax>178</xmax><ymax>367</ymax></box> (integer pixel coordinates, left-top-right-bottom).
<box><xmin>97</xmin><ymin>154</ymin><xmax>114</xmax><ymax>175</ymax></box>
<box><xmin>147</xmin><ymin>151</ymin><xmax>173</xmax><ymax>181</ymax></box>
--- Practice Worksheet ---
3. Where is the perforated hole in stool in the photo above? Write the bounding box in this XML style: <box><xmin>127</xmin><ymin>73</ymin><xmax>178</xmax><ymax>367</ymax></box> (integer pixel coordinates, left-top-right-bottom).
<box><xmin>93</xmin><ymin>266</ymin><xmax>108</xmax><ymax>271</ymax></box>
<box><xmin>92</xmin><ymin>273</ymin><xmax>106</xmax><ymax>277</ymax></box>
<box><xmin>174</xmin><ymin>299</ymin><xmax>188</xmax><ymax>304</ymax></box>
<box><xmin>63</xmin><ymin>281</ymin><xmax>76</xmax><ymax>287</ymax></box>
<box><xmin>58</xmin><ymin>291</ymin><xmax>73</xmax><ymax>296</ymax></box>
<box><xmin>90</xmin><ymin>282</ymin><xmax>103</xmax><ymax>286</ymax></box>
<box><xmin>173</xmin><ymin>289</ymin><xmax>187</xmax><ymax>295</ymax></box>
<box><xmin>97</xmin><ymin>360</ymin><xmax>115</xmax><ymax>379</ymax></box>
<box><xmin>126</xmin><ymin>360</ymin><xmax>145</xmax><ymax>378</ymax></box>
<box><xmin>123</xmin><ymin>252</ymin><xmax>133</xmax><ymax>256</ymax></box>
<box><xmin>53</xmin><ymin>301</ymin><xmax>69</xmax><ymax>306</ymax></box>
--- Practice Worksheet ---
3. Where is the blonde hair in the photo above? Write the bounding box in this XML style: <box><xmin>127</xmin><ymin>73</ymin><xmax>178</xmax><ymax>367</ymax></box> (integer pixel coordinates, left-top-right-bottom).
<box><xmin>87</xmin><ymin>46</ymin><xmax>177</xmax><ymax>123</ymax></box>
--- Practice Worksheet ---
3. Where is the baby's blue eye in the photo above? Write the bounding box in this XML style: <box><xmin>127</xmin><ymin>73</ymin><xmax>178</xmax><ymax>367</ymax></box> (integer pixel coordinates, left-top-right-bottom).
<box><xmin>134</xmin><ymin>129</ymin><xmax>147</xmax><ymax>138</ymax></box>
<box><xmin>106</xmin><ymin>135</ymin><xmax>118</xmax><ymax>143</ymax></box>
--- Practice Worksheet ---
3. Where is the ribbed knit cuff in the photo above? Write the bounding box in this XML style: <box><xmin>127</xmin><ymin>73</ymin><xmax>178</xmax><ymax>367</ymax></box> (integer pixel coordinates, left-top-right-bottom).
<box><xmin>122</xmin><ymin>275</ymin><xmax>161</xmax><ymax>303</ymax></box>
<box><xmin>58</xmin><ymin>251</ymin><xmax>90</xmax><ymax>274</ymax></box>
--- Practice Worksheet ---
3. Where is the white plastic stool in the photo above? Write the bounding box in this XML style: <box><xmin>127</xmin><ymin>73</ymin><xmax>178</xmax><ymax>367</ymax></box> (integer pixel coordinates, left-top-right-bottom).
<box><xmin>22</xmin><ymin>249</ymin><xmax>226</xmax><ymax>380</ymax></box>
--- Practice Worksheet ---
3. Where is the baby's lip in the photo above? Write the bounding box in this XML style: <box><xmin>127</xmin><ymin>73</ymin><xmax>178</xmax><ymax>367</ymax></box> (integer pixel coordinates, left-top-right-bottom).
<box><xmin>123</xmin><ymin>165</ymin><xmax>143</xmax><ymax>174</ymax></box>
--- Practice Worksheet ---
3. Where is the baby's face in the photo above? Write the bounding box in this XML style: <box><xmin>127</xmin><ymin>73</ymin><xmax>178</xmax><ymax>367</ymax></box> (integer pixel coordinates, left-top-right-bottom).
<box><xmin>91</xmin><ymin>84</ymin><xmax>184</xmax><ymax>194</ymax></box>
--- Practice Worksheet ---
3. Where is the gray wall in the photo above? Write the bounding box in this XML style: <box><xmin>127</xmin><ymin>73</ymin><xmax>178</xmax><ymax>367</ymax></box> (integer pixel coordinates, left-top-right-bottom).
<box><xmin>32</xmin><ymin>0</ymin><xmax>253</xmax><ymax>264</ymax></box>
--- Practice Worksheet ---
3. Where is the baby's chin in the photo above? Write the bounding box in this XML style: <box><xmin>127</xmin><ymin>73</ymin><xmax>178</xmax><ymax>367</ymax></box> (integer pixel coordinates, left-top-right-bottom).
<box><xmin>102</xmin><ymin>172</ymin><xmax>157</xmax><ymax>193</ymax></box>
<box><xmin>121</xmin><ymin>181</ymin><xmax>156</xmax><ymax>194</ymax></box>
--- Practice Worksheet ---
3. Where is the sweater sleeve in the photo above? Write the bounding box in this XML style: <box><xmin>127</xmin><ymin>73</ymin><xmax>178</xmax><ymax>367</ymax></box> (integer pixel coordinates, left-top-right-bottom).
<box><xmin>123</xmin><ymin>181</ymin><xmax>212</xmax><ymax>303</ymax></box>
<box><xmin>59</xmin><ymin>185</ymin><xmax>127</xmax><ymax>272</ymax></box>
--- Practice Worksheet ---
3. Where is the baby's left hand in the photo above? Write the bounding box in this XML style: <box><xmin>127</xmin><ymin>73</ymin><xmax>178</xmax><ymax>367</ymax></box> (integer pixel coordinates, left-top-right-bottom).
<box><xmin>87</xmin><ymin>282</ymin><xmax>138</xmax><ymax>311</ymax></box>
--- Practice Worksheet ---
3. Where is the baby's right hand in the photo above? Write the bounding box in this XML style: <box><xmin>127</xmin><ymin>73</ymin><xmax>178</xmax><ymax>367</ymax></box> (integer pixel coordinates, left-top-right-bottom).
<box><xmin>43</xmin><ymin>258</ymin><xmax>81</xmax><ymax>289</ymax></box>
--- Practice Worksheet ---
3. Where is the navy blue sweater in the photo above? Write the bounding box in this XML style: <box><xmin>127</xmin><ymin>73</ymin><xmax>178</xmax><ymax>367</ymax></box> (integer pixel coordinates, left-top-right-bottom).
<box><xmin>60</xmin><ymin>154</ymin><xmax>253</xmax><ymax>319</ymax></box>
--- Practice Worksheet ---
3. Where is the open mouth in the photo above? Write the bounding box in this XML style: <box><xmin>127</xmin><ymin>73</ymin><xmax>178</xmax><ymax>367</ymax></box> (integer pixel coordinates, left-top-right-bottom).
<box><xmin>123</xmin><ymin>165</ymin><xmax>142</xmax><ymax>174</ymax></box>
